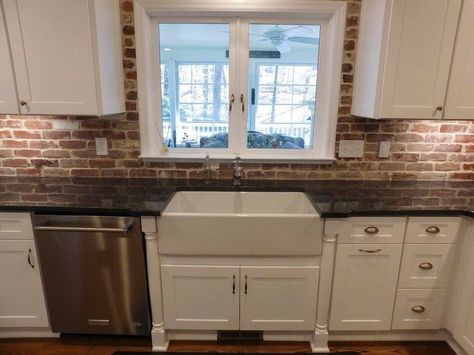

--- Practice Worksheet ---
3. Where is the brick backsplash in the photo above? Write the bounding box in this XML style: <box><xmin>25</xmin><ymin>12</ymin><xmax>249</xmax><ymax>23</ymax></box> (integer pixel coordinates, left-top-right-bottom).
<box><xmin>0</xmin><ymin>0</ymin><xmax>473</xmax><ymax>181</ymax></box>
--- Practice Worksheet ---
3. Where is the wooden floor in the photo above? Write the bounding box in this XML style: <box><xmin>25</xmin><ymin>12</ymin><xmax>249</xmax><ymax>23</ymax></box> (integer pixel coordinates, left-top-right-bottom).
<box><xmin>0</xmin><ymin>336</ymin><xmax>456</xmax><ymax>355</ymax></box>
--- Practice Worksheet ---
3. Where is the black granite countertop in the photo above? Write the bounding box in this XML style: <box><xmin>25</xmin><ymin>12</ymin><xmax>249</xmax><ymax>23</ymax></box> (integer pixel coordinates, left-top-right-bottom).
<box><xmin>0</xmin><ymin>177</ymin><xmax>472</xmax><ymax>218</ymax></box>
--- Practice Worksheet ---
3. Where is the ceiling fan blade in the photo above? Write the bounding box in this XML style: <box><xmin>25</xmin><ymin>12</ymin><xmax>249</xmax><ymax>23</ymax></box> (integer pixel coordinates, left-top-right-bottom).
<box><xmin>276</xmin><ymin>41</ymin><xmax>291</xmax><ymax>53</ymax></box>
<box><xmin>283</xmin><ymin>26</ymin><xmax>313</xmax><ymax>37</ymax></box>
<box><xmin>287</xmin><ymin>36</ymin><xmax>319</xmax><ymax>45</ymax></box>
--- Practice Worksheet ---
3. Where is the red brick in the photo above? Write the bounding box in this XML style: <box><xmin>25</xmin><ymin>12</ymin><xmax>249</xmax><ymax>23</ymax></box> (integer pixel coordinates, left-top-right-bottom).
<box><xmin>455</xmin><ymin>134</ymin><xmax>474</xmax><ymax>143</ymax></box>
<box><xmin>1</xmin><ymin>140</ymin><xmax>28</xmax><ymax>148</ymax></box>
<box><xmin>434</xmin><ymin>144</ymin><xmax>463</xmax><ymax>153</ymax></box>
<box><xmin>440</xmin><ymin>124</ymin><xmax>467</xmax><ymax>133</ymax></box>
<box><xmin>24</xmin><ymin>120</ymin><xmax>53</xmax><ymax>130</ymax></box>
<box><xmin>13</xmin><ymin>130</ymin><xmax>41</xmax><ymax>139</ymax></box>
<box><xmin>59</xmin><ymin>140</ymin><xmax>86</xmax><ymax>149</ymax></box>
<box><xmin>3</xmin><ymin>159</ymin><xmax>29</xmax><ymax>167</ymax></box>
<box><xmin>42</xmin><ymin>131</ymin><xmax>71</xmax><ymax>139</ymax></box>
<box><xmin>71</xmin><ymin>169</ymin><xmax>99</xmax><ymax>177</ymax></box>
<box><xmin>0</xmin><ymin>130</ymin><xmax>12</xmax><ymax>138</ymax></box>
<box><xmin>14</xmin><ymin>149</ymin><xmax>41</xmax><ymax>158</ymax></box>
<box><xmin>390</xmin><ymin>153</ymin><xmax>419</xmax><ymax>162</ymax></box>
<box><xmin>42</xmin><ymin>150</ymin><xmax>70</xmax><ymax>158</ymax></box>
<box><xmin>420</xmin><ymin>153</ymin><xmax>447</xmax><ymax>161</ymax></box>
<box><xmin>88</xmin><ymin>160</ymin><xmax>116</xmax><ymax>168</ymax></box>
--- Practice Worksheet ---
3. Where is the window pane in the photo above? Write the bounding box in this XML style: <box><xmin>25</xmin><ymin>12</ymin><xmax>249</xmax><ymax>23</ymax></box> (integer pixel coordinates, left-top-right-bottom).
<box><xmin>247</xmin><ymin>24</ymin><xmax>320</xmax><ymax>150</ymax></box>
<box><xmin>159</xmin><ymin>23</ymin><xmax>230</xmax><ymax>148</ymax></box>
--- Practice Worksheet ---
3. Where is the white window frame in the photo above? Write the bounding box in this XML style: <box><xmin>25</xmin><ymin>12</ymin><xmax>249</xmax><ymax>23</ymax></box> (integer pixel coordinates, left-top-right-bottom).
<box><xmin>134</xmin><ymin>0</ymin><xmax>346</xmax><ymax>163</ymax></box>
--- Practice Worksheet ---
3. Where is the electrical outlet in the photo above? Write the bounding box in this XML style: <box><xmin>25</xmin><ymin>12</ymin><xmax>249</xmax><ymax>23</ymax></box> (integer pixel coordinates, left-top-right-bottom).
<box><xmin>379</xmin><ymin>141</ymin><xmax>391</xmax><ymax>158</ymax></box>
<box><xmin>338</xmin><ymin>140</ymin><xmax>364</xmax><ymax>158</ymax></box>
<box><xmin>95</xmin><ymin>137</ymin><xmax>108</xmax><ymax>156</ymax></box>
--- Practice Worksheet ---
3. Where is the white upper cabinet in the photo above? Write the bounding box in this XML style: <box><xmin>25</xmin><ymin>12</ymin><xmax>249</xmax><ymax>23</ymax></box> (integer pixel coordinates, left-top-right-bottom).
<box><xmin>2</xmin><ymin>0</ymin><xmax>124</xmax><ymax>116</ymax></box>
<box><xmin>0</xmin><ymin>4</ymin><xmax>18</xmax><ymax>114</ymax></box>
<box><xmin>352</xmin><ymin>0</ymin><xmax>461</xmax><ymax>119</ymax></box>
<box><xmin>445</xmin><ymin>0</ymin><xmax>474</xmax><ymax>119</ymax></box>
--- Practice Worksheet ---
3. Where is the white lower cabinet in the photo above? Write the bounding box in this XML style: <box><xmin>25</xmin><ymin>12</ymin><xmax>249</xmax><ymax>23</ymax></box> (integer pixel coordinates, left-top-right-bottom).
<box><xmin>392</xmin><ymin>289</ymin><xmax>447</xmax><ymax>330</ymax></box>
<box><xmin>240</xmin><ymin>266</ymin><xmax>319</xmax><ymax>331</ymax></box>
<box><xmin>0</xmin><ymin>240</ymin><xmax>49</xmax><ymax>328</ymax></box>
<box><xmin>161</xmin><ymin>264</ymin><xmax>319</xmax><ymax>331</ymax></box>
<box><xmin>161</xmin><ymin>265</ymin><xmax>240</xmax><ymax>330</ymax></box>
<box><xmin>329</xmin><ymin>244</ymin><xmax>403</xmax><ymax>331</ymax></box>
<box><xmin>449</xmin><ymin>220</ymin><xmax>474</xmax><ymax>354</ymax></box>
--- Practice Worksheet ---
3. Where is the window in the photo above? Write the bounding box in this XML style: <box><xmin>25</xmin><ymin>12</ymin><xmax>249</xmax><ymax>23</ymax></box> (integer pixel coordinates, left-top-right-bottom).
<box><xmin>251</xmin><ymin>63</ymin><xmax>317</xmax><ymax>149</ymax></box>
<box><xmin>136</xmin><ymin>0</ymin><xmax>346</xmax><ymax>161</ymax></box>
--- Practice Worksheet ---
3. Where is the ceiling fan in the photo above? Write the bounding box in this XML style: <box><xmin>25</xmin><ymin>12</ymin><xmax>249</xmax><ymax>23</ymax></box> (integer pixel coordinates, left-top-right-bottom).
<box><xmin>253</xmin><ymin>25</ymin><xmax>319</xmax><ymax>53</ymax></box>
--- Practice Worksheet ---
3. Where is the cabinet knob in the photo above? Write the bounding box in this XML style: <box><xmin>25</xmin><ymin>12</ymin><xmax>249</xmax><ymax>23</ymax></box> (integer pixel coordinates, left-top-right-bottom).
<box><xmin>436</xmin><ymin>105</ymin><xmax>443</xmax><ymax>111</ymax></box>
<box><xmin>419</xmin><ymin>262</ymin><xmax>433</xmax><ymax>270</ymax></box>
<box><xmin>20</xmin><ymin>100</ymin><xmax>28</xmax><ymax>106</ymax></box>
<box><xmin>364</xmin><ymin>226</ymin><xmax>379</xmax><ymax>234</ymax></box>
<box><xmin>411</xmin><ymin>305</ymin><xmax>426</xmax><ymax>313</ymax></box>
<box><xmin>425</xmin><ymin>226</ymin><xmax>440</xmax><ymax>234</ymax></box>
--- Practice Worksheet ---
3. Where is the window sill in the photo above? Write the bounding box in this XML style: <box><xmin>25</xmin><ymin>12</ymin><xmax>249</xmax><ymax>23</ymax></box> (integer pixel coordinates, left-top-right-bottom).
<box><xmin>140</xmin><ymin>154</ymin><xmax>336</xmax><ymax>164</ymax></box>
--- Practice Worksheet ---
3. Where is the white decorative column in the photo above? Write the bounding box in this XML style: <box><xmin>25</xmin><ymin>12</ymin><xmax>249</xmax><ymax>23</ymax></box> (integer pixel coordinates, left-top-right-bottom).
<box><xmin>141</xmin><ymin>216</ymin><xmax>169</xmax><ymax>351</ymax></box>
<box><xmin>311</xmin><ymin>233</ymin><xmax>338</xmax><ymax>353</ymax></box>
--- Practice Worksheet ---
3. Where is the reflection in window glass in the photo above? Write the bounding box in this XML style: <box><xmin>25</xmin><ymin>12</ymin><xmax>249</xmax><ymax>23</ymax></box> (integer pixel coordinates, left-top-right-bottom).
<box><xmin>159</xmin><ymin>24</ymin><xmax>230</xmax><ymax>148</ymax></box>
<box><xmin>247</xmin><ymin>24</ymin><xmax>320</xmax><ymax>149</ymax></box>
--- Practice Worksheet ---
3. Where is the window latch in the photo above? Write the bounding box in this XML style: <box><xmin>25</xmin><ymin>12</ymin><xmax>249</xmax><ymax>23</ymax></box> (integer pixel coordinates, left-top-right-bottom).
<box><xmin>229</xmin><ymin>94</ymin><xmax>235</xmax><ymax>112</ymax></box>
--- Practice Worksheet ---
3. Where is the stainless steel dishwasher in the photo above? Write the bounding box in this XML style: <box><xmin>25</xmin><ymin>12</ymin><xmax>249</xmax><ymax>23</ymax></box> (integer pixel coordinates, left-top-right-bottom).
<box><xmin>33</xmin><ymin>215</ymin><xmax>151</xmax><ymax>336</ymax></box>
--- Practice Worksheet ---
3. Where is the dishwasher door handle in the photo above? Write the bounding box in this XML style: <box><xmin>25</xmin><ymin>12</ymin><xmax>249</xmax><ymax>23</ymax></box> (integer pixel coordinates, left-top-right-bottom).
<box><xmin>34</xmin><ymin>222</ymin><xmax>134</xmax><ymax>234</ymax></box>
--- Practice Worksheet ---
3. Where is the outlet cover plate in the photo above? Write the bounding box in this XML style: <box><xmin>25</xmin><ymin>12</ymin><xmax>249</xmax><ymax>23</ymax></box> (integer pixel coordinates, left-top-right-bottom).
<box><xmin>339</xmin><ymin>140</ymin><xmax>364</xmax><ymax>158</ymax></box>
<box><xmin>95</xmin><ymin>137</ymin><xmax>108</xmax><ymax>156</ymax></box>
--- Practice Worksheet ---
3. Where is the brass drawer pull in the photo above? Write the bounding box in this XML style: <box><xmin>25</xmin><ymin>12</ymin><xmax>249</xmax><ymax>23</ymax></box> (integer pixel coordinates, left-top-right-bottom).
<box><xmin>358</xmin><ymin>248</ymin><xmax>382</xmax><ymax>253</ymax></box>
<box><xmin>411</xmin><ymin>305</ymin><xmax>426</xmax><ymax>313</ymax></box>
<box><xmin>419</xmin><ymin>262</ymin><xmax>433</xmax><ymax>270</ymax></box>
<box><xmin>425</xmin><ymin>226</ymin><xmax>440</xmax><ymax>234</ymax></box>
<box><xmin>364</xmin><ymin>226</ymin><xmax>379</xmax><ymax>234</ymax></box>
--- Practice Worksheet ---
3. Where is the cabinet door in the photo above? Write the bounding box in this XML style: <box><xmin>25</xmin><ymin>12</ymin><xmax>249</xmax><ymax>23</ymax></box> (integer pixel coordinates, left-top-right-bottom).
<box><xmin>451</xmin><ymin>222</ymin><xmax>474</xmax><ymax>354</ymax></box>
<box><xmin>379</xmin><ymin>0</ymin><xmax>461</xmax><ymax>119</ymax></box>
<box><xmin>330</xmin><ymin>244</ymin><xmax>402</xmax><ymax>331</ymax></box>
<box><xmin>445</xmin><ymin>0</ymin><xmax>474</xmax><ymax>119</ymax></box>
<box><xmin>0</xmin><ymin>4</ymin><xmax>18</xmax><ymax>114</ymax></box>
<box><xmin>3</xmin><ymin>0</ymin><xmax>98</xmax><ymax>115</ymax></box>
<box><xmin>0</xmin><ymin>240</ymin><xmax>49</xmax><ymax>328</ymax></box>
<box><xmin>240</xmin><ymin>266</ymin><xmax>319</xmax><ymax>331</ymax></box>
<box><xmin>161</xmin><ymin>265</ymin><xmax>240</xmax><ymax>330</ymax></box>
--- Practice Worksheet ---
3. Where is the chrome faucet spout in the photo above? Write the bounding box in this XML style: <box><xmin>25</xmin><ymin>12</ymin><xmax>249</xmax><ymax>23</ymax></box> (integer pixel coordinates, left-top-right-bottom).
<box><xmin>203</xmin><ymin>153</ymin><xmax>212</xmax><ymax>183</ymax></box>
<box><xmin>233</xmin><ymin>155</ymin><xmax>242</xmax><ymax>186</ymax></box>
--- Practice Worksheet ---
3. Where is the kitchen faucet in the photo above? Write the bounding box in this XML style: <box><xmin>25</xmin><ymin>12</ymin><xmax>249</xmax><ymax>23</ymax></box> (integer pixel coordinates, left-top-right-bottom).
<box><xmin>203</xmin><ymin>153</ymin><xmax>212</xmax><ymax>183</ymax></box>
<box><xmin>233</xmin><ymin>155</ymin><xmax>242</xmax><ymax>186</ymax></box>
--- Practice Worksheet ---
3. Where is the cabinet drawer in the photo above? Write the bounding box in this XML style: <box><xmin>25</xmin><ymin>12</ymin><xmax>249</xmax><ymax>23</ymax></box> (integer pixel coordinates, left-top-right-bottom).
<box><xmin>325</xmin><ymin>217</ymin><xmax>406</xmax><ymax>244</ymax></box>
<box><xmin>392</xmin><ymin>289</ymin><xmax>447</xmax><ymax>330</ymax></box>
<box><xmin>405</xmin><ymin>217</ymin><xmax>461</xmax><ymax>244</ymax></box>
<box><xmin>0</xmin><ymin>213</ymin><xmax>33</xmax><ymax>240</ymax></box>
<box><xmin>398</xmin><ymin>244</ymin><xmax>456</xmax><ymax>289</ymax></box>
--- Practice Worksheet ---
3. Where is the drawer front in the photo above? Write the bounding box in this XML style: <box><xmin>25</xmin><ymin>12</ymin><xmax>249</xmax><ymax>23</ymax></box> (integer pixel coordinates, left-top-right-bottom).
<box><xmin>398</xmin><ymin>244</ymin><xmax>456</xmax><ymax>288</ymax></box>
<box><xmin>0</xmin><ymin>213</ymin><xmax>33</xmax><ymax>240</ymax></box>
<box><xmin>405</xmin><ymin>217</ymin><xmax>462</xmax><ymax>244</ymax></box>
<box><xmin>392</xmin><ymin>289</ymin><xmax>447</xmax><ymax>330</ymax></box>
<box><xmin>326</xmin><ymin>217</ymin><xmax>406</xmax><ymax>244</ymax></box>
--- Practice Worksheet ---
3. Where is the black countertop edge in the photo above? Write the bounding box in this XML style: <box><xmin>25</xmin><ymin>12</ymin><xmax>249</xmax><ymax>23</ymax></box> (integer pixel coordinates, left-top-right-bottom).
<box><xmin>319</xmin><ymin>209</ymin><xmax>474</xmax><ymax>219</ymax></box>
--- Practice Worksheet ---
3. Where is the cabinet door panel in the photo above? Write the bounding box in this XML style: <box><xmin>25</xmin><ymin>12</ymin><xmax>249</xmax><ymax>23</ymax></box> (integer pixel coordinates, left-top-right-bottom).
<box><xmin>161</xmin><ymin>265</ymin><xmax>239</xmax><ymax>330</ymax></box>
<box><xmin>240</xmin><ymin>266</ymin><xmax>319</xmax><ymax>331</ymax></box>
<box><xmin>406</xmin><ymin>217</ymin><xmax>461</xmax><ymax>244</ymax></box>
<box><xmin>330</xmin><ymin>244</ymin><xmax>402</xmax><ymax>331</ymax></box>
<box><xmin>0</xmin><ymin>240</ymin><xmax>49</xmax><ymax>328</ymax></box>
<box><xmin>445</xmin><ymin>0</ymin><xmax>474</xmax><ymax>119</ymax></box>
<box><xmin>0</xmin><ymin>4</ymin><xmax>18</xmax><ymax>114</ymax></box>
<box><xmin>451</xmin><ymin>222</ymin><xmax>474</xmax><ymax>354</ymax></box>
<box><xmin>380</xmin><ymin>0</ymin><xmax>461</xmax><ymax>118</ymax></box>
<box><xmin>3</xmin><ymin>0</ymin><xmax>98</xmax><ymax>115</ymax></box>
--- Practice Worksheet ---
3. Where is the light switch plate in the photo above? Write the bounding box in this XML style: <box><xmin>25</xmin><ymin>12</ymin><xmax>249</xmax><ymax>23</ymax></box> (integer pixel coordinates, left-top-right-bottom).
<box><xmin>95</xmin><ymin>137</ymin><xmax>108</xmax><ymax>156</ymax></box>
<box><xmin>339</xmin><ymin>140</ymin><xmax>364</xmax><ymax>158</ymax></box>
<box><xmin>379</xmin><ymin>141</ymin><xmax>391</xmax><ymax>158</ymax></box>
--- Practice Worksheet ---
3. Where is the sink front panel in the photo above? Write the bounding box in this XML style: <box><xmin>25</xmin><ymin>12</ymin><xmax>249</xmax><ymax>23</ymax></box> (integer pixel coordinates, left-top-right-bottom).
<box><xmin>158</xmin><ymin>214</ymin><xmax>323</xmax><ymax>256</ymax></box>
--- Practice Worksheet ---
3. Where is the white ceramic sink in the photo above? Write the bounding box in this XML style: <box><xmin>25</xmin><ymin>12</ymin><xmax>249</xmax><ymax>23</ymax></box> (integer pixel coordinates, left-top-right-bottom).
<box><xmin>158</xmin><ymin>191</ymin><xmax>323</xmax><ymax>256</ymax></box>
